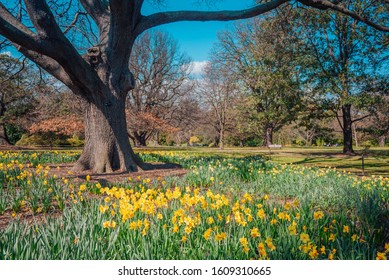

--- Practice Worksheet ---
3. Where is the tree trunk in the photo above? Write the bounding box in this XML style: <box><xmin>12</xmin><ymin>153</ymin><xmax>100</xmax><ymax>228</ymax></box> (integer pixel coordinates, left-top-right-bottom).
<box><xmin>73</xmin><ymin>94</ymin><xmax>145</xmax><ymax>173</ymax></box>
<box><xmin>219</xmin><ymin>126</ymin><xmax>224</xmax><ymax>150</ymax></box>
<box><xmin>133</xmin><ymin>132</ymin><xmax>147</xmax><ymax>147</ymax></box>
<box><xmin>214</xmin><ymin>135</ymin><xmax>220</xmax><ymax>147</ymax></box>
<box><xmin>342</xmin><ymin>104</ymin><xmax>354</xmax><ymax>154</ymax></box>
<box><xmin>0</xmin><ymin>123</ymin><xmax>10</xmax><ymax>145</ymax></box>
<box><xmin>0</xmin><ymin>94</ymin><xmax>10</xmax><ymax>145</ymax></box>
<box><xmin>379</xmin><ymin>136</ymin><xmax>386</xmax><ymax>147</ymax></box>
<box><xmin>353</xmin><ymin>123</ymin><xmax>359</xmax><ymax>148</ymax></box>
<box><xmin>263</xmin><ymin>127</ymin><xmax>273</xmax><ymax>147</ymax></box>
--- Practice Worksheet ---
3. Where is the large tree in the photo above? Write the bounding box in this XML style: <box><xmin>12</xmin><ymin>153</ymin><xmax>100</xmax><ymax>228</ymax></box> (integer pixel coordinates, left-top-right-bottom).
<box><xmin>0</xmin><ymin>0</ymin><xmax>387</xmax><ymax>172</ymax></box>
<box><xmin>214</xmin><ymin>12</ymin><xmax>303</xmax><ymax>146</ymax></box>
<box><xmin>298</xmin><ymin>0</ymin><xmax>388</xmax><ymax>154</ymax></box>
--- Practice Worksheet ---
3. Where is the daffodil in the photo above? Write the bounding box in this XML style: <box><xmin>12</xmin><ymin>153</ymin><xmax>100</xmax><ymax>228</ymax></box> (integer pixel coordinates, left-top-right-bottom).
<box><xmin>376</xmin><ymin>252</ymin><xmax>387</xmax><ymax>260</ymax></box>
<box><xmin>313</xmin><ymin>211</ymin><xmax>324</xmax><ymax>220</ymax></box>
<box><xmin>250</xmin><ymin>227</ymin><xmax>260</xmax><ymax>238</ymax></box>
<box><xmin>300</xmin><ymin>233</ymin><xmax>310</xmax><ymax>243</ymax></box>
<box><xmin>215</xmin><ymin>232</ymin><xmax>227</xmax><ymax>241</ymax></box>
<box><xmin>239</xmin><ymin>237</ymin><xmax>249</xmax><ymax>247</ymax></box>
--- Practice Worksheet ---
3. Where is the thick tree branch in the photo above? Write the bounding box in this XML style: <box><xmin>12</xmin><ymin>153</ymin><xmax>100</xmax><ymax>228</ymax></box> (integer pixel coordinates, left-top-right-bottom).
<box><xmin>139</xmin><ymin>0</ymin><xmax>289</xmax><ymax>33</ymax></box>
<box><xmin>106</xmin><ymin>0</ymin><xmax>143</xmax><ymax>92</ymax></box>
<box><xmin>10</xmin><ymin>0</ymin><xmax>104</xmax><ymax>98</ymax></box>
<box><xmin>17</xmin><ymin>47</ymin><xmax>75</xmax><ymax>90</ymax></box>
<box><xmin>299</xmin><ymin>0</ymin><xmax>389</xmax><ymax>32</ymax></box>
<box><xmin>0</xmin><ymin>4</ymin><xmax>44</xmax><ymax>53</ymax></box>
<box><xmin>24</xmin><ymin>0</ymin><xmax>68</xmax><ymax>39</ymax></box>
<box><xmin>79</xmin><ymin>0</ymin><xmax>109</xmax><ymax>29</ymax></box>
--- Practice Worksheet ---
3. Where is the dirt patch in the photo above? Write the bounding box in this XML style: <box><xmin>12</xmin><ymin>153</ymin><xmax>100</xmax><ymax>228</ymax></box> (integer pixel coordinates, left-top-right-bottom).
<box><xmin>46</xmin><ymin>162</ymin><xmax>188</xmax><ymax>186</ymax></box>
<box><xmin>0</xmin><ymin>145</ymin><xmax>39</xmax><ymax>151</ymax></box>
<box><xmin>0</xmin><ymin>208</ymin><xmax>63</xmax><ymax>231</ymax></box>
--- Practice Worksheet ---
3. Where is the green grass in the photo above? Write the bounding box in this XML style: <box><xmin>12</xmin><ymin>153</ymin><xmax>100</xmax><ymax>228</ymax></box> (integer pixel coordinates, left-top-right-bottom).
<box><xmin>0</xmin><ymin>149</ymin><xmax>388</xmax><ymax>260</ymax></box>
<box><xmin>135</xmin><ymin>146</ymin><xmax>389</xmax><ymax>177</ymax></box>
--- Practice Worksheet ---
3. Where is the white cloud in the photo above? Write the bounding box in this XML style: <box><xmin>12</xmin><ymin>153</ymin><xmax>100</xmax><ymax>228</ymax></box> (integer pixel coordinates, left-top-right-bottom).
<box><xmin>190</xmin><ymin>60</ymin><xmax>208</xmax><ymax>76</ymax></box>
<box><xmin>0</xmin><ymin>51</ymin><xmax>12</xmax><ymax>57</ymax></box>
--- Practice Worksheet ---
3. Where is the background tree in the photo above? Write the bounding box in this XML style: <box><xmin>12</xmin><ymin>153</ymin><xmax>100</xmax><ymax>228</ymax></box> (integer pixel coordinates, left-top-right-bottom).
<box><xmin>298</xmin><ymin>0</ymin><xmax>388</xmax><ymax>154</ymax></box>
<box><xmin>127</xmin><ymin>30</ymin><xmax>191</xmax><ymax>146</ymax></box>
<box><xmin>360</xmin><ymin>79</ymin><xmax>389</xmax><ymax>147</ymax></box>
<box><xmin>27</xmin><ymin>114</ymin><xmax>84</xmax><ymax>148</ymax></box>
<box><xmin>0</xmin><ymin>53</ymin><xmax>37</xmax><ymax>145</ymax></box>
<box><xmin>0</xmin><ymin>0</ymin><xmax>387</xmax><ymax>172</ymax></box>
<box><xmin>169</xmin><ymin>97</ymin><xmax>203</xmax><ymax>146</ymax></box>
<box><xmin>199</xmin><ymin>62</ymin><xmax>238</xmax><ymax>149</ymax></box>
<box><xmin>214</xmin><ymin>12</ymin><xmax>303</xmax><ymax>146</ymax></box>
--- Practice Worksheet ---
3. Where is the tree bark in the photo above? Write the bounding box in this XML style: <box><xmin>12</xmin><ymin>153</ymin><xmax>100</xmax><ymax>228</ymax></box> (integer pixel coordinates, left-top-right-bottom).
<box><xmin>379</xmin><ymin>136</ymin><xmax>386</xmax><ymax>147</ymax></box>
<box><xmin>72</xmin><ymin>88</ymin><xmax>146</xmax><ymax>173</ymax></box>
<box><xmin>0</xmin><ymin>123</ymin><xmax>10</xmax><ymax>145</ymax></box>
<box><xmin>0</xmin><ymin>93</ymin><xmax>10</xmax><ymax>145</ymax></box>
<box><xmin>342</xmin><ymin>104</ymin><xmax>354</xmax><ymax>154</ymax></box>
<box><xmin>133</xmin><ymin>131</ymin><xmax>147</xmax><ymax>147</ymax></box>
<box><xmin>353</xmin><ymin>123</ymin><xmax>359</xmax><ymax>148</ymax></box>
<box><xmin>219</xmin><ymin>126</ymin><xmax>224</xmax><ymax>150</ymax></box>
<box><xmin>263</xmin><ymin>126</ymin><xmax>273</xmax><ymax>147</ymax></box>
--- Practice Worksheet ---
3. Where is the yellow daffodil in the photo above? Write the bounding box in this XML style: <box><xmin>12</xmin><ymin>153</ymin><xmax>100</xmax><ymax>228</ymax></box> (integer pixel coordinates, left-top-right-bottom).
<box><xmin>376</xmin><ymin>252</ymin><xmax>387</xmax><ymax>260</ymax></box>
<box><xmin>300</xmin><ymin>233</ymin><xmax>310</xmax><ymax>243</ymax></box>
<box><xmin>215</xmin><ymin>232</ymin><xmax>227</xmax><ymax>241</ymax></box>
<box><xmin>313</xmin><ymin>211</ymin><xmax>324</xmax><ymax>220</ymax></box>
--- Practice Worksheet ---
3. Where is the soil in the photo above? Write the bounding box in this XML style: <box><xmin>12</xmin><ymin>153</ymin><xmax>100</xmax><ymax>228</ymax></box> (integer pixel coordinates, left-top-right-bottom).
<box><xmin>46</xmin><ymin>162</ymin><xmax>188</xmax><ymax>185</ymax></box>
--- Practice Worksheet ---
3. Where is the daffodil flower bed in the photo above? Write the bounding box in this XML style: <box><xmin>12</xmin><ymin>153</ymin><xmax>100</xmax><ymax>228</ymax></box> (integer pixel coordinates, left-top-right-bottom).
<box><xmin>0</xmin><ymin>150</ymin><xmax>388</xmax><ymax>260</ymax></box>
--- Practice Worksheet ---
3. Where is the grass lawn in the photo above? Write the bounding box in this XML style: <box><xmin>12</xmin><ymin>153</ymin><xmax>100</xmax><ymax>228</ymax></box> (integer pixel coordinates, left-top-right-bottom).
<box><xmin>134</xmin><ymin>146</ymin><xmax>389</xmax><ymax>177</ymax></box>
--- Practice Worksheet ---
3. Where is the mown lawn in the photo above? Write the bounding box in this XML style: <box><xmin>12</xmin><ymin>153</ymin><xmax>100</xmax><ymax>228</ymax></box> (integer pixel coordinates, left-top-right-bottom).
<box><xmin>135</xmin><ymin>146</ymin><xmax>389</xmax><ymax>177</ymax></box>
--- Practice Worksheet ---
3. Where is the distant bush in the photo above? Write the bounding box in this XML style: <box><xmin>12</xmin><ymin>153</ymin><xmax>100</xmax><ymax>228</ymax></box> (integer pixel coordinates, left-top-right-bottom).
<box><xmin>67</xmin><ymin>136</ymin><xmax>84</xmax><ymax>147</ymax></box>
<box><xmin>362</xmin><ymin>140</ymin><xmax>373</xmax><ymax>148</ymax></box>
<box><xmin>4</xmin><ymin>124</ymin><xmax>24</xmax><ymax>145</ymax></box>
<box><xmin>16</xmin><ymin>133</ymin><xmax>84</xmax><ymax>147</ymax></box>
<box><xmin>189</xmin><ymin>136</ymin><xmax>201</xmax><ymax>145</ymax></box>
<box><xmin>244</xmin><ymin>137</ymin><xmax>261</xmax><ymax>147</ymax></box>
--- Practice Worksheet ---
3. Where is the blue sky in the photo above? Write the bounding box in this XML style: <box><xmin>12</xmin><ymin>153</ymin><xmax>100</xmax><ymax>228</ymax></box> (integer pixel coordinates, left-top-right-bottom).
<box><xmin>1</xmin><ymin>0</ymin><xmax>257</xmax><ymax>73</ymax></box>
<box><xmin>142</xmin><ymin>0</ymin><xmax>257</xmax><ymax>63</ymax></box>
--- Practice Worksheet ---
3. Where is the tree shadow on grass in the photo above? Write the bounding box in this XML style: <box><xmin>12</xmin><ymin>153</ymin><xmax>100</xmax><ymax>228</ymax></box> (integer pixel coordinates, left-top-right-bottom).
<box><xmin>67</xmin><ymin>161</ymin><xmax>186</xmax><ymax>187</ymax></box>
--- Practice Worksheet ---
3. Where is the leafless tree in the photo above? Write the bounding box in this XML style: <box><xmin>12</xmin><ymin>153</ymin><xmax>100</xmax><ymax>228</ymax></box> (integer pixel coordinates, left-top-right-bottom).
<box><xmin>127</xmin><ymin>30</ymin><xmax>192</xmax><ymax>146</ymax></box>
<box><xmin>0</xmin><ymin>0</ymin><xmax>387</xmax><ymax>172</ymax></box>
<box><xmin>199</xmin><ymin>62</ymin><xmax>238</xmax><ymax>149</ymax></box>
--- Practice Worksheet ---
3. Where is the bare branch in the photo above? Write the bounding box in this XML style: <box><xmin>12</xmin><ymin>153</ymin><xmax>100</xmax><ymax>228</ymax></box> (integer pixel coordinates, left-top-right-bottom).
<box><xmin>0</xmin><ymin>57</ymin><xmax>26</xmax><ymax>85</ymax></box>
<box><xmin>139</xmin><ymin>0</ymin><xmax>288</xmax><ymax>33</ymax></box>
<box><xmin>299</xmin><ymin>0</ymin><xmax>389</xmax><ymax>32</ymax></box>
<box><xmin>352</xmin><ymin>113</ymin><xmax>372</xmax><ymax>123</ymax></box>
<box><xmin>79</xmin><ymin>0</ymin><xmax>109</xmax><ymax>31</ymax></box>
<box><xmin>63</xmin><ymin>11</ymin><xmax>88</xmax><ymax>34</ymax></box>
